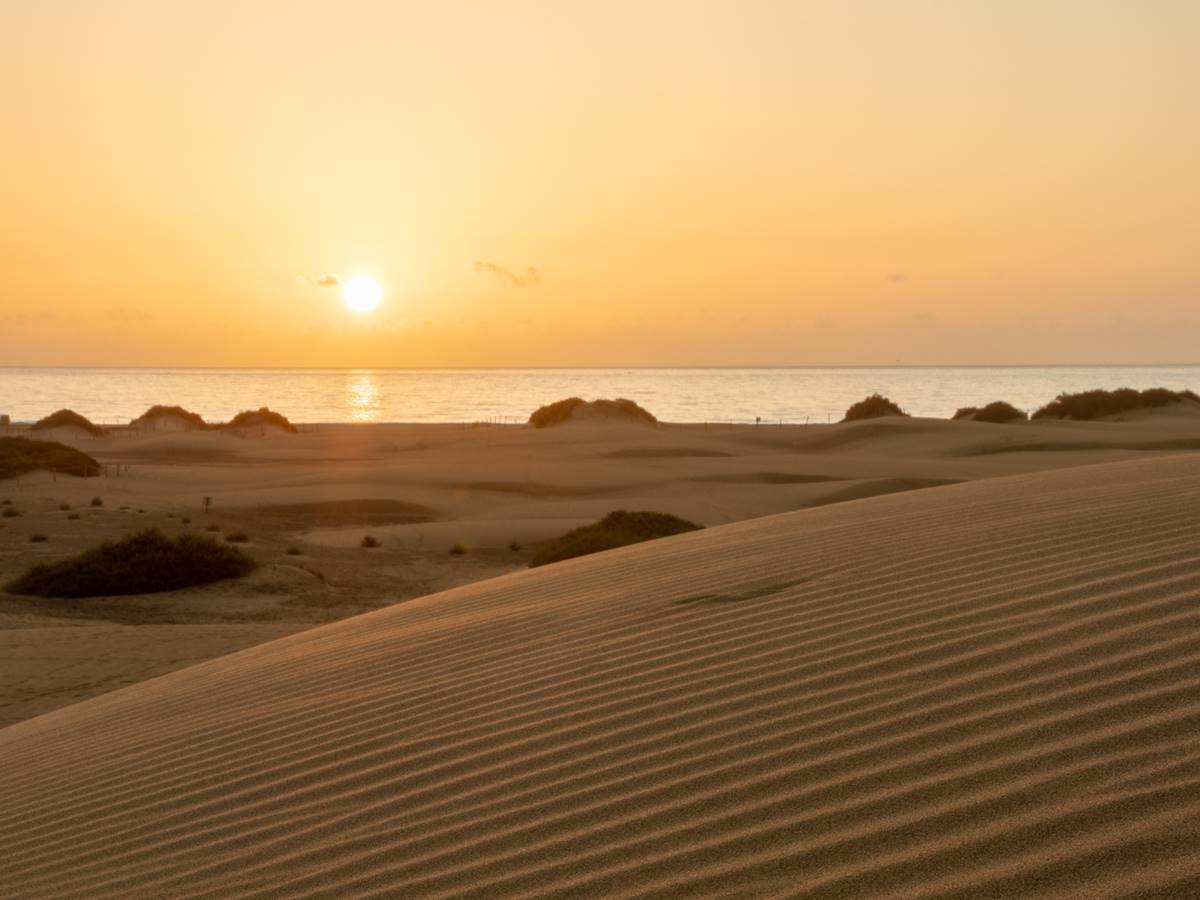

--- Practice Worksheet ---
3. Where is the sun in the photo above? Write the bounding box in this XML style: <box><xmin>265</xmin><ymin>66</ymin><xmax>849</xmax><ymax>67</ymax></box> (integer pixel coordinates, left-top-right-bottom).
<box><xmin>342</xmin><ymin>275</ymin><xmax>382</xmax><ymax>314</ymax></box>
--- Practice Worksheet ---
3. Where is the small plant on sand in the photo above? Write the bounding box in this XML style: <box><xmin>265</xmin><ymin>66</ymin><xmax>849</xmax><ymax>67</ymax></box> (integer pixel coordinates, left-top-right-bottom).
<box><xmin>2</xmin><ymin>507</ymin><xmax>19</xmax><ymax>518</ymax></box>
<box><xmin>361</xmin><ymin>535</ymin><xmax>381</xmax><ymax>548</ymax></box>
<box><xmin>449</xmin><ymin>543</ymin><xmax>467</xmax><ymax>555</ymax></box>
<box><xmin>181</xmin><ymin>517</ymin><xmax>191</xmax><ymax>524</ymax></box>
<box><xmin>841</xmin><ymin>394</ymin><xmax>908</xmax><ymax>422</ymax></box>
<box><xmin>90</xmin><ymin>497</ymin><xmax>103</xmax><ymax>507</ymax></box>
<box><xmin>0</xmin><ymin>437</ymin><xmax>101</xmax><ymax>480</ymax></box>
<box><xmin>5</xmin><ymin>529</ymin><xmax>256</xmax><ymax>598</ymax></box>
<box><xmin>508</xmin><ymin>539</ymin><xmax>523</xmax><ymax>552</ymax></box>
<box><xmin>29</xmin><ymin>534</ymin><xmax>48</xmax><ymax>543</ymax></box>
<box><xmin>285</xmin><ymin>546</ymin><xmax>303</xmax><ymax>556</ymax></box>
<box><xmin>67</xmin><ymin>513</ymin><xmax>80</xmax><ymax>520</ymax></box>
<box><xmin>59</xmin><ymin>503</ymin><xmax>71</xmax><ymax>511</ymax></box>
<box><xmin>1</xmin><ymin>499</ymin><xmax>9</xmax><ymax>505</ymax></box>
<box><xmin>528</xmin><ymin>397</ymin><xmax>658</xmax><ymax>428</ymax></box>
<box><xmin>133</xmin><ymin>405</ymin><xmax>210</xmax><ymax>430</ymax></box>
<box><xmin>30</xmin><ymin>409</ymin><xmax>105</xmax><ymax>437</ymax></box>
<box><xmin>225</xmin><ymin>407</ymin><xmax>298</xmax><ymax>433</ymax></box>
<box><xmin>530</xmin><ymin>510</ymin><xmax>702</xmax><ymax>568</ymax></box>
<box><xmin>1032</xmin><ymin>387</ymin><xmax>1198</xmax><ymax>421</ymax></box>
<box><xmin>205</xmin><ymin>524</ymin><xmax>221</xmax><ymax>532</ymax></box>
<box><xmin>952</xmin><ymin>401</ymin><xmax>1027</xmax><ymax>423</ymax></box>
<box><xmin>225</xmin><ymin>531</ymin><xmax>249</xmax><ymax>543</ymax></box>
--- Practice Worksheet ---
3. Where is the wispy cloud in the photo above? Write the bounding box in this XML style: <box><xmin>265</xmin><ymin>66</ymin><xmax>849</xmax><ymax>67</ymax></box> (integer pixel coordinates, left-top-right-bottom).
<box><xmin>297</xmin><ymin>273</ymin><xmax>340</xmax><ymax>287</ymax></box>
<box><xmin>473</xmin><ymin>261</ymin><xmax>542</xmax><ymax>288</ymax></box>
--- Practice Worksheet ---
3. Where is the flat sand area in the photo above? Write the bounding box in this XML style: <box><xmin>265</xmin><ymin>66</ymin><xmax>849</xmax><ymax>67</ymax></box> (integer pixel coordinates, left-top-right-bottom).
<box><xmin>0</xmin><ymin>445</ymin><xmax>1198</xmax><ymax>896</ymax></box>
<box><xmin>3</xmin><ymin>412</ymin><xmax>1200</xmax><ymax>729</ymax></box>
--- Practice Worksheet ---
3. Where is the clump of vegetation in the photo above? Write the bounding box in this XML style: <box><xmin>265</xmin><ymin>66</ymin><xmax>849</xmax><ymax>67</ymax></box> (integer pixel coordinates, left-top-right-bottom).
<box><xmin>5</xmin><ymin>529</ymin><xmax>256</xmax><ymax>598</ymax></box>
<box><xmin>225</xmin><ymin>407</ymin><xmax>298</xmax><ymax>433</ymax></box>
<box><xmin>952</xmin><ymin>401</ymin><xmax>1027</xmax><ymax>423</ymax></box>
<box><xmin>361</xmin><ymin>535</ymin><xmax>380</xmax><ymax>548</ymax></box>
<box><xmin>205</xmin><ymin>524</ymin><xmax>221</xmax><ymax>532</ymax></box>
<box><xmin>132</xmin><ymin>405</ymin><xmax>210</xmax><ymax>430</ymax></box>
<box><xmin>842</xmin><ymin>394</ymin><xmax>909</xmax><ymax>422</ymax></box>
<box><xmin>30</xmin><ymin>409</ymin><xmax>105</xmax><ymax>437</ymax></box>
<box><xmin>0</xmin><ymin>437</ymin><xmax>101</xmax><ymax>480</ymax></box>
<box><xmin>528</xmin><ymin>397</ymin><xmax>658</xmax><ymax>428</ymax></box>
<box><xmin>508</xmin><ymin>539</ymin><xmax>523</xmax><ymax>552</ymax></box>
<box><xmin>90</xmin><ymin>496</ymin><xmax>103</xmax><ymax>507</ymax></box>
<box><xmin>181</xmin><ymin>517</ymin><xmax>191</xmax><ymax>524</ymax></box>
<box><xmin>67</xmin><ymin>513</ymin><xmax>80</xmax><ymax>520</ymax></box>
<box><xmin>2</xmin><ymin>507</ymin><xmax>20</xmax><ymax>518</ymax></box>
<box><xmin>1031</xmin><ymin>387</ymin><xmax>1199</xmax><ymax>421</ymax></box>
<box><xmin>29</xmin><ymin>534</ymin><xmax>48</xmax><ymax>543</ymax></box>
<box><xmin>59</xmin><ymin>503</ymin><xmax>71</xmax><ymax>511</ymax></box>
<box><xmin>285</xmin><ymin>546</ymin><xmax>303</xmax><ymax>556</ymax></box>
<box><xmin>530</xmin><ymin>510</ymin><xmax>702</xmax><ymax>568</ymax></box>
<box><xmin>449</xmin><ymin>543</ymin><xmax>467</xmax><ymax>555</ymax></box>
<box><xmin>225</xmin><ymin>531</ymin><xmax>250</xmax><ymax>543</ymax></box>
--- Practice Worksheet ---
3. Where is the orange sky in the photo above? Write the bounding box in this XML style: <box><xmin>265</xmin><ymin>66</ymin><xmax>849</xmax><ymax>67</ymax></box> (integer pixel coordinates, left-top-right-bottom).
<box><xmin>3</xmin><ymin>1</ymin><xmax>1198</xmax><ymax>367</ymax></box>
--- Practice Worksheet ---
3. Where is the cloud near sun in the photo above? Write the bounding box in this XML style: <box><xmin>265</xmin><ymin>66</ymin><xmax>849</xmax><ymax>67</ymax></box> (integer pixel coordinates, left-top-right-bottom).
<box><xmin>473</xmin><ymin>261</ymin><xmax>542</xmax><ymax>288</ymax></box>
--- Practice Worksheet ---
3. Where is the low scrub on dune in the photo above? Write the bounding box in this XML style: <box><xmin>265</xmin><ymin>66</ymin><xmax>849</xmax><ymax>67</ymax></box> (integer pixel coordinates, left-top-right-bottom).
<box><xmin>5</xmin><ymin>528</ymin><xmax>256</xmax><ymax>598</ymax></box>
<box><xmin>530</xmin><ymin>510</ymin><xmax>702</xmax><ymax>568</ymax></box>
<box><xmin>528</xmin><ymin>397</ymin><xmax>658</xmax><ymax>428</ymax></box>
<box><xmin>952</xmin><ymin>401</ymin><xmax>1028</xmax><ymax>423</ymax></box>
<box><xmin>30</xmin><ymin>409</ymin><xmax>105</xmax><ymax>437</ymax></box>
<box><xmin>842</xmin><ymin>394</ymin><xmax>908</xmax><ymax>422</ymax></box>
<box><xmin>0</xmin><ymin>437</ymin><xmax>101</xmax><ymax>480</ymax></box>
<box><xmin>224</xmin><ymin>407</ymin><xmax>298</xmax><ymax>433</ymax></box>
<box><xmin>1032</xmin><ymin>387</ymin><xmax>1199</xmax><ymax>421</ymax></box>
<box><xmin>133</xmin><ymin>405</ymin><xmax>210</xmax><ymax>429</ymax></box>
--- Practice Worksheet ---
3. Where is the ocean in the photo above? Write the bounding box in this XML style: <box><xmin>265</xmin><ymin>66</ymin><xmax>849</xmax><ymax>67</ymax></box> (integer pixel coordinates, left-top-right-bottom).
<box><xmin>2</xmin><ymin>366</ymin><xmax>1199</xmax><ymax>425</ymax></box>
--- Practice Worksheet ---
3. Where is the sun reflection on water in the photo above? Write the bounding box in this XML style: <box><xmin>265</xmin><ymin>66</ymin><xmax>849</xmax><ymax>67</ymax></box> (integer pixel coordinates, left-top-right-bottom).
<box><xmin>347</xmin><ymin>372</ymin><xmax>381</xmax><ymax>422</ymax></box>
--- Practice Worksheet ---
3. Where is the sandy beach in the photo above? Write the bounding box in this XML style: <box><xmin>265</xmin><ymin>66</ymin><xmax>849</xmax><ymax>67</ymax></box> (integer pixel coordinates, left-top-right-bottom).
<box><xmin>4</xmin><ymin>410</ymin><xmax>1200</xmax><ymax>730</ymax></box>
<box><xmin>0</xmin><ymin>421</ymin><xmax>1198</xmax><ymax>896</ymax></box>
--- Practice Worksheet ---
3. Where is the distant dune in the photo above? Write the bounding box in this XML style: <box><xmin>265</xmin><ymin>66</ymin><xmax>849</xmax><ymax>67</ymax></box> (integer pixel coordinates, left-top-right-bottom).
<box><xmin>1</xmin><ymin>454</ymin><xmax>1197</xmax><ymax>897</ymax></box>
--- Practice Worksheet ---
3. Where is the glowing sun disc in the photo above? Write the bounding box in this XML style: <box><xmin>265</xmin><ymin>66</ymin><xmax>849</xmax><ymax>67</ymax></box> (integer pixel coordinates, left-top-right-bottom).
<box><xmin>342</xmin><ymin>276</ymin><xmax>382</xmax><ymax>313</ymax></box>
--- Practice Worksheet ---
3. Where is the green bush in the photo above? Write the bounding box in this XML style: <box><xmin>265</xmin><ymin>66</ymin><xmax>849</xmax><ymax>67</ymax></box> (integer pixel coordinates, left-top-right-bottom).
<box><xmin>30</xmin><ymin>409</ymin><xmax>105</xmax><ymax>437</ymax></box>
<box><xmin>133</xmin><ymin>405</ymin><xmax>210</xmax><ymax>429</ymax></box>
<box><xmin>5</xmin><ymin>529</ymin><xmax>256</xmax><ymax>598</ymax></box>
<box><xmin>842</xmin><ymin>394</ymin><xmax>908</xmax><ymax>422</ymax></box>
<box><xmin>528</xmin><ymin>397</ymin><xmax>657</xmax><ymax>428</ymax></box>
<box><xmin>953</xmin><ymin>401</ymin><xmax>1027</xmax><ymax>423</ymax></box>
<box><xmin>225</xmin><ymin>407</ymin><xmax>298</xmax><ymax>433</ymax></box>
<box><xmin>449</xmin><ymin>543</ymin><xmax>467</xmax><ymax>555</ymax></box>
<box><xmin>1032</xmin><ymin>387</ymin><xmax>1197</xmax><ymax>421</ymax></box>
<box><xmin>0</xmin><ymin>437</ymin><xmax>101</xmax><ymax>480</ymax></box>
<box><xmin>530</xmin><ymin>510</ymin><xmax>702</xmax><ymax>568</ymax></box>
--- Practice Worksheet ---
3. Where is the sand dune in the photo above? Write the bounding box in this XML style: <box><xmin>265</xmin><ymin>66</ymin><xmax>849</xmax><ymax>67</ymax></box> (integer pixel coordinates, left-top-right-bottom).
<box><xmin>1</xmin><ymin>453</ymin><xmax>1198</xmax><ymax>897</ymax></box>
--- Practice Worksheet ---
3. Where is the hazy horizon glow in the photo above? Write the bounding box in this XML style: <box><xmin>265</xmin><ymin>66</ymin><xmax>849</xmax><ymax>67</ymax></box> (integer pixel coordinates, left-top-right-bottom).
<box><xmin>3</xmin><ymin>1</ymin><xmax>1198</xmax><ymax>367</ymax></box>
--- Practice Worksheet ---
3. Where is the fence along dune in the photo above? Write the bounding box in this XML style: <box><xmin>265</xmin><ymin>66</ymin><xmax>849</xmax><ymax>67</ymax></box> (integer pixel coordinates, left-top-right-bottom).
<box><xmin>0</xmin><ymin>453</ymin><xmax>1198</xmax><ymax>897</ymax></box>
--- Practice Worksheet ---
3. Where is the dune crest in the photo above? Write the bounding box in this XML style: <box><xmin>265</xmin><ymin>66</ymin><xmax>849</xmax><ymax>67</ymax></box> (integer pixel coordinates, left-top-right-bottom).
<box><xmin>0</xmin><ymin>455</ymin><xmax>1199</xmax><ymax>897</ymax></box>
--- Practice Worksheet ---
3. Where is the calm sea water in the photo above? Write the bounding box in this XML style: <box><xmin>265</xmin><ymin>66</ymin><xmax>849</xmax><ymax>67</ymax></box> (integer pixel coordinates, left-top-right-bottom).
<box><xmin>2</xmin><ymin>366</ymin><xmax>1199</xmax><ymax>425</ymax></box>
